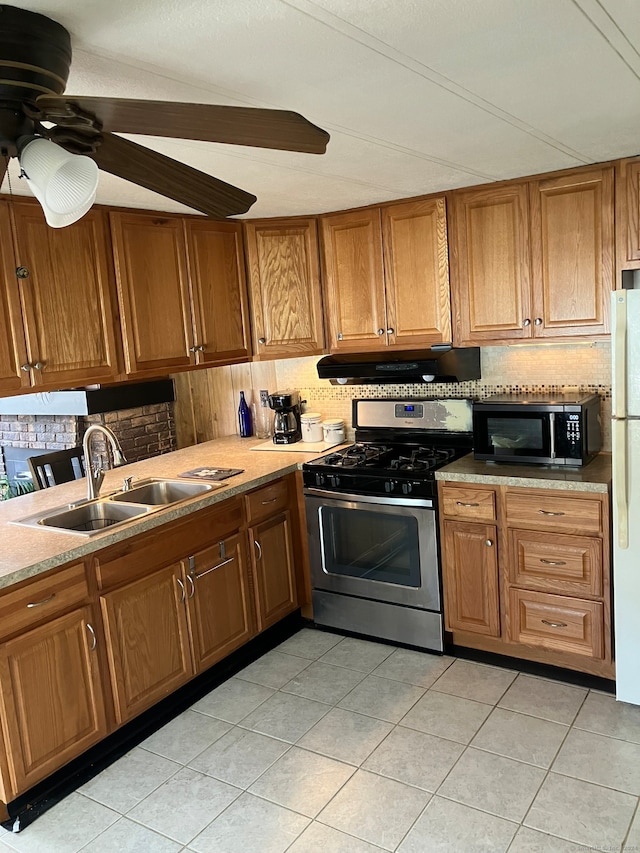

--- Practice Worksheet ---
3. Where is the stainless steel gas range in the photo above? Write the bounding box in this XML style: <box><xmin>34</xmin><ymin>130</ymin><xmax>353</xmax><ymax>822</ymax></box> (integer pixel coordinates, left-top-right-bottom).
<box><xmin>302</xmin><ymin>398</ymin><xmax>474</xmax><ymax>652</ymax></box>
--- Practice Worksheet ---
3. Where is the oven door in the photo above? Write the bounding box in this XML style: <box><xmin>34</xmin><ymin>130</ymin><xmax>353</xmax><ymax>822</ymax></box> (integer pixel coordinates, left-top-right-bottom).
<box><xmin>304</xmin><ymin>489</ymin><xmax>440</xmax><ymax>611</ymax></box>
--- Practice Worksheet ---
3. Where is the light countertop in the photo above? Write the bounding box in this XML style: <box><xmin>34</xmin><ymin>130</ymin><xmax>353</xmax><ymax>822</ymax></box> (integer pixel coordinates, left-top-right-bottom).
<box><xmin>435</xmin><ymin>452</ymin><xmax>612</xmax><ymax>493</ymax></box>
<box><xmin>0</xmin><ymin>436</ymin><xmax>329</xmax><ymax>590</ymax></box>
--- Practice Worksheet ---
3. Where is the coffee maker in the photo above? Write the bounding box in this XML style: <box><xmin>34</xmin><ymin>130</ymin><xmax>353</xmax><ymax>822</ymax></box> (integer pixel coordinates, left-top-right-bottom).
<box><xmin>268</xmin><ymin>391</ymin><xmax>302</xmax><ymax>444</ymax></box>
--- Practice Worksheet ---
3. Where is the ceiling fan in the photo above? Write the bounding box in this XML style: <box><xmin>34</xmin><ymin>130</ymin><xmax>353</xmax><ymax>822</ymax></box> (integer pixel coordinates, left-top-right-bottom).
<box><xmin>0</xmin><ymin>4</ymin><xmax>330</xmax><ymax>225</ymax></box>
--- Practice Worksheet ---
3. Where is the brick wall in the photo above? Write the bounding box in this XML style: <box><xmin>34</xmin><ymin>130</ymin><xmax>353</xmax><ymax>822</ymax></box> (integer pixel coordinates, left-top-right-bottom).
<box><xmin>0</xmin><ymin>403</ymin><xmax>176</xmax><ymax>478</ymax></box>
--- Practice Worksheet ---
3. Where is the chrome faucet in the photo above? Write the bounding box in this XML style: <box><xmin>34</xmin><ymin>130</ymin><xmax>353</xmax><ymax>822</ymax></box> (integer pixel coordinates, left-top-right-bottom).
<box><xmin>82</xmin><ymin>424</ymin><xmax>127</xmax><ymax>501</ymax></box>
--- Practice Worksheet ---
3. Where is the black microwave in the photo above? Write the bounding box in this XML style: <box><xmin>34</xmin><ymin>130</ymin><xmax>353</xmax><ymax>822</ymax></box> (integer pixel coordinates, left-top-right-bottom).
<box><xmin>472</xmin><ymin>393</ymin><xmax>601</xmax><ymax>466</ymax></box>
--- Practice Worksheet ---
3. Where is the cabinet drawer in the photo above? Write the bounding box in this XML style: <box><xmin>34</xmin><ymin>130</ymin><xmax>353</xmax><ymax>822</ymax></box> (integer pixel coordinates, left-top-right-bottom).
<box><xmin>508</xmin><ymin>529</ymin><xmax>603</xmax><ymax>596</ymax></box>
<box><xmin>509</xmin><ymin>589</ymin><xmax>604</xmax><ymax>658</ymax></box>
<box><xmin>0</xmin><ymin>562</ymin><xmax>88</xmax><ymax>640</ymax></box>
<box><xmin>505</xmin><ymin>491</ymin><xmax>602</xmax><ymax>534</ymax></box>
<box><xmin>441</xmin><ymin>486</ymin><xmax>496</xmax><ymax>521</ymax></box>
<box><xmin>245</xmin><ymin>477</ymin><xmax>290</xmax><ymax>524</ymax></box>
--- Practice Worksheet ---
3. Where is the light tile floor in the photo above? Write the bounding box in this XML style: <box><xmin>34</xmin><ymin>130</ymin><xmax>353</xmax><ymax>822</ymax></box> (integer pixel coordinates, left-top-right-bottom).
<box><xmin>2</xmin><ymin>629</ymin><xmax>640</xmax><ymax>853</ymax></box>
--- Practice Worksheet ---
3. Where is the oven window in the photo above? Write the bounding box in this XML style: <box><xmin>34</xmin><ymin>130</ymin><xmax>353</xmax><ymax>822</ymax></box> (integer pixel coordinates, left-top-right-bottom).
<box><xmin>487</xmin><ymin>416</ymin><xmax>544</xmax><ymax>453</ymax></box>
<box><xmin>319</xmin><ymin>506</ymin><xmax>421</xmax><ymax>587</ymax></box>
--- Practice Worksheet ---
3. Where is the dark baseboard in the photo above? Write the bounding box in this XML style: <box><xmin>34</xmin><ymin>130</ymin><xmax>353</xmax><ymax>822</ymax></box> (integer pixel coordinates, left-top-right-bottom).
<box><xmin>2</xmin><ymin>611</ymin><xmax>304</xmax><ymax>833</ymax></box>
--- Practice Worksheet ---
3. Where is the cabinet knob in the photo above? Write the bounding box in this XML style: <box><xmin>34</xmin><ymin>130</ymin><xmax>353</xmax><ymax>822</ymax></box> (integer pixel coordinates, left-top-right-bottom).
<box><xmin>197</xmin><ymin>344</ymin><xmax>205</xmax><ymax>352</ymax></box>
<box><xmin>20</xmin><ymin>363</ymin><xmax>31</xmax><ymax>372</ymax></box>
<box><xmin>386</xmin><ymin>328</ymin><xmax>394</xmax><ymax>335</ymax></box>
<box><xmin>523</xmin><ymin>318</ymin><xmax>531</xmax><ymax>327</ymax></box>
<box><xmin>377</xmin><ymin>328</ymin><xmax>385</xmax><ymax>336</ymax></box>
<box><xmin>15</xmin><ymin>266</ymin><xmax>29</xmax><ymax>279</ymax></box>
<box><xmin>534</xmin><ymin>317</ymin><xmax>543</xmax><ymax>326</ymax></box>
<box><xmin>33</xmin><ymin>362</ymin><xmax>43</xmax><ymax>371</ymax></box>
<box><xmin>189</xmin><ymin>345</ymin><xmax>198</xmax><ymax>353</ymax></box>
<box><xmin>336</xmin><ymin>333</ymin><xmax>343</xmax><ymax>341</ymax></box>
<box><xmin>258</xmin><ymin>337</ymin><xmax>266</xmax><ymax>345</ymax></box>
<box><xmin>485</xmin><ymin>539</ymin><xmax>493</xmax><ymax>547</ymax></box>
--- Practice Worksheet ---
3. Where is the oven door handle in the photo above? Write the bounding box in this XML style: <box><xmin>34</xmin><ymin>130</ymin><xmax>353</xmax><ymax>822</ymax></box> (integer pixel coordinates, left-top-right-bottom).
<box><xmin>303</xmin><ymin>487</ymin><xmax>434</xmax><ymax>509</ymax></box>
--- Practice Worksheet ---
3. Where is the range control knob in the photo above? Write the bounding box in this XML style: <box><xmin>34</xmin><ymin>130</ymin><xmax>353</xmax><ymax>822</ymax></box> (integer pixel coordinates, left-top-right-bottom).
<box><xmin>329</xmin><ymin>474</ymin><xmax>341</xmax><ymax>488</ymax></box>
<box><xmin>401</xmin><ymin>481</ymin><xmax>413</xmax><ymax>495</ymax></box>
<box><xmin>314</xmin><ymin>473</ymin><xmax>325</xmax><ymax>487</ymax></box>
<box><xmin>384</xmin><ymin>480</ymin><xmax>396</xmax><ymax>493</ymax></box>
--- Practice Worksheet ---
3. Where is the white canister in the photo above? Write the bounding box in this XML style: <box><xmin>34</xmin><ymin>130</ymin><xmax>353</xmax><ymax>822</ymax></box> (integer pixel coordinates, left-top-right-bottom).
<box><xmin>301</xmin><ymin>412</ymin><xmax>323</xmax><ymax>443</ymax></box>
<box><xmin>322</xmin><ymin>418</ymin><xmax>345</xmax><ymax>446</ymax></box>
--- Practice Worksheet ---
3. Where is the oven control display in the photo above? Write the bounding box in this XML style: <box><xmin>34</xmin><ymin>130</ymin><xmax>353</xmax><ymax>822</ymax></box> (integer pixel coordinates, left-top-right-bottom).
<box><xmin>395</xmin><ymin>403</ymin><xmax>423</xmax><ymax>418</ymax></box>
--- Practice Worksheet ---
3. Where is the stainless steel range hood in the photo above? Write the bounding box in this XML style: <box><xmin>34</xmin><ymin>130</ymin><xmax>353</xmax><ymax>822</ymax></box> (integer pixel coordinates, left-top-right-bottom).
<box><xmin>316</xmin><ymin>347</ymin><xmax>481</xmax><ymax>385</ymax></box>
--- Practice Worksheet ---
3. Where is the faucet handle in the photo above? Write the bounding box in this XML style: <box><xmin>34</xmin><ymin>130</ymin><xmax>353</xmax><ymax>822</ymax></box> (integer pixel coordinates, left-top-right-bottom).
<box><xmin>122</xmin><ymin>476</ymin><xmax>134</xmax><ymax>492</ymax></box>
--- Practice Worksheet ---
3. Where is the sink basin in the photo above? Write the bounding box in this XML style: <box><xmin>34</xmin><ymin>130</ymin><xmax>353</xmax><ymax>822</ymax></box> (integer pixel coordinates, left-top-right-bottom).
<box><xmin>110</xmin><ymin>478</ymin><xmax>217</xmax><ymax>505</ymax></box>
<box><xmin>37</xmin><ymin>502</ymin><xmax>151</xmax><ymax>535</ymax></box>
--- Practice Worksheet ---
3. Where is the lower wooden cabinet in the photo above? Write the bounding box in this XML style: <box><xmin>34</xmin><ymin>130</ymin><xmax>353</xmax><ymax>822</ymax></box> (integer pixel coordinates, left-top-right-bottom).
<box><xmin>185</xmin><ymin>533</ymin><xmax>255</xmax><ymax>673</ymax></box>
<box><xmin>100</xmin><ymin>563</ymin><xmax>194</xmax><ymax>725</ymax></box>
<box><xmin>438</xmin><ymin>480</ymin><xmax>612</xmax><ymax>677</ymax></box>
<box><xmin>0</xmin><ymin>606</ymin><xmax>107</xmax><ymax>798</ymax></box>
<box><xmin>442</xmin><ymin>520</ymin><xmax>500</xmax><ymax>636</ymax></box>
<box><xmin>249</xmin><ymin>511</ymin><xmax>297</xmax><ymax>632</ymax></box>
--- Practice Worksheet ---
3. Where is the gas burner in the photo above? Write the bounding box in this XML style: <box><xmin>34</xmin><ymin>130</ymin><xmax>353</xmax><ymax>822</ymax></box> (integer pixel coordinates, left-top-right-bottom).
<box><xmin>323</xmin><ymin>443</ymin><xmax>392</xmax><ymax>468</ymax></box>
<box><xmin>389</xmin><ymin>446</ymin><xmax>456</xmax><ymax>472</ymax></box>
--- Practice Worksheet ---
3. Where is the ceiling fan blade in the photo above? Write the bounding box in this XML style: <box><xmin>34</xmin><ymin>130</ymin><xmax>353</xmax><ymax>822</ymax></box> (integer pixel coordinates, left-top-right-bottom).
<box><xmin>89</xmin><ymin>133</ymin><xmax>256</xmax><ymax>218</ymax></box>
<box><xmin>36</xmin><ymin>96</ymin><xmax>330</xmax><ymax>154</ymax></box>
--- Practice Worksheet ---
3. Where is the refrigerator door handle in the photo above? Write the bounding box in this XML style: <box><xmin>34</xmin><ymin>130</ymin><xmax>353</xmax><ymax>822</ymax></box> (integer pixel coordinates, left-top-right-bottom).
<box><xmin>614</xmin><ymin>418</ymin><xmax>629</xmax><ymax>550</ymax></box>
<box><xmin>613</xmin><ymin>292</ymin><xmax>627</xmax><ymax>419</ymax></box>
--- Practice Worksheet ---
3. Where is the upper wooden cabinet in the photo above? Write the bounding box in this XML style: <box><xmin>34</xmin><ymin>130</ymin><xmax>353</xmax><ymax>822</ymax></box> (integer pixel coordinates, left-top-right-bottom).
<box><xmin>9</xmin><ymin>201</ymin><xmax>119</xmax><ymax>389</ymax></box>
<box><xmin>616</xmin><ymin>157</ymin><xmax>640</xmax><ymax>272</ymax></box>
<box><xmin>451</xmin><ymin>166</ymin><xmax>613</xmax><ymax>345</ymax></box>
<box><xmin>450</xmin><ymin>183</ymin><xmax>532</xmax><ymax>344</ymax></box>
<box><xmin>111</xmin><ymin>211</ymin><xmax>250</xmax><ymax>375</ymax></box>
<box><xmin>321</xmin><ymin>199</ymin><xmax>451</xmax><ymax>352</ymax></box>
<box><xmin>244</xmin><ymin>218</ymin><xmax>324</xmax><ymax>358</ymax></box>
<box><xmin>0</xmin><ymin>201</ymin><xmax>29</xmax><ymax>395</ymax></box>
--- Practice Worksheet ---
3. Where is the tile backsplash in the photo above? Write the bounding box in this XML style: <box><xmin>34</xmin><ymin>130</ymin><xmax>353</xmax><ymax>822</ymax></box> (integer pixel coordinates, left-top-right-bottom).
<box><xmin>274</xmin><ymin>341</ymin><xmax>612</xmax><ymax>449</ymax></box>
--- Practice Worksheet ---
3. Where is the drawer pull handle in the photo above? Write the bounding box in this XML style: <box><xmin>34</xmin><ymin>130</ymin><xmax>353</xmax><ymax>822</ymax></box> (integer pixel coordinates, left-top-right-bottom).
<box><xmin>196</xmin><ymin>557</ymin><xmax>234</xmax><ymax>579</ymax></box>
<box><xmin>176</xmin><ymin>577</ymin><xmax>186</xmax><ymax>604</ymax></box>
<box><xmin>538</xmin><ymin>510</ymin><xmax>565</xmax><ymax>516</ymax></box>
<box><xmin>26</xmin><ymin>593</ymin><xmax>56</xmax><ymax>609</ymax></box>
<box><xmin>540</xmin><ymin>559</ymin><xmax>567</xmax><ymax>566</ymax></box>
<box><xmin>85</xmin><ymin>622</ymin><xmax>97</xmax><ymax>651</ymax></box>
<box><xmin>261</xmin><ymin>497</ymin><xmax>278</xmax><ymax>505</ymax></box>
<box><xmin>541</xmin><ymin>619</ymin><xmax>568</xmax><ymax>628</ymax></box>
<box><xmin>457</xmin><ymin>501</ymin><xmax>479</xmax><ymax>507</ymax></box>
<box><xmin>254</xmin><ymin>540</ymin><xmax>263</xmax><ymax>562</ymax></box>
<box><xmin>186</xmin><ymin>574</ymin><xmax>195</xmax><ymax>599</ymax></box>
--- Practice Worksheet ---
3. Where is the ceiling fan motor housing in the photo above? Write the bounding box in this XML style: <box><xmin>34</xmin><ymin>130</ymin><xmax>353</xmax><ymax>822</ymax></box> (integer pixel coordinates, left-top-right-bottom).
<box><xmin>0</xmin><ymin>5</ymin><xmax>70</xmax><ymax>154</ymax></box>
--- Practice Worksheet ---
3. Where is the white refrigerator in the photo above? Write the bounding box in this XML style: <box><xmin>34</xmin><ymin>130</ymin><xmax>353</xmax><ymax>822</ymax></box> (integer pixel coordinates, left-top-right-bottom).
<box><xmin>612</xmin><ymin>288</ymin><xmax>640</xmax><ymax>705</ymax></box>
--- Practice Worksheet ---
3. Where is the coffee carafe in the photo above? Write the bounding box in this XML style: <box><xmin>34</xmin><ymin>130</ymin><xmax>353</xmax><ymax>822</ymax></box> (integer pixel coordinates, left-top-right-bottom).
<box><xmin>268</xmin><ymin>391</ymin><xmax>302</xmax><ymax>444</ymax></box>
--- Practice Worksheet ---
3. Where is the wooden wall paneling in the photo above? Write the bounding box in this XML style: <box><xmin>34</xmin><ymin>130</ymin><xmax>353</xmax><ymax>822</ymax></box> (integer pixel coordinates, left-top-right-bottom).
<box><xmin>171</xmin><ymin>372</ymin><xmax>197</xmax><ymax>449</ymax></box>
<box><xmin>209</xmin><ymin>365</ymin><xmax>236</xmax><ymax>438</ymax></box>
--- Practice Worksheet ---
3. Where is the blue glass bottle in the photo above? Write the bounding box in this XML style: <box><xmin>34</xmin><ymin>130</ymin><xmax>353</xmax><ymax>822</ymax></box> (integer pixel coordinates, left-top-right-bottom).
<box><xmin>238</xmin><ymin>391</ymin><xmax>253</xmax><ymax>437</ymax></box>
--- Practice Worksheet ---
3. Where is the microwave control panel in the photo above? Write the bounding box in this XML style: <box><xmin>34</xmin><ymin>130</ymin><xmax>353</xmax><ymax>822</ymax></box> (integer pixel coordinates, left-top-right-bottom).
<box><xmin>557</xmin><ymin>413</ymin><xmax>583</xmax><ymax>459</ymax></box>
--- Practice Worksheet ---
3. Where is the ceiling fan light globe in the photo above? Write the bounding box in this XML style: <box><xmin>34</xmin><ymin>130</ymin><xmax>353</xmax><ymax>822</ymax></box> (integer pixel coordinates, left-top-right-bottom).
<box><xmin>24</xmin><ymin>178</ymin><xmax>97</xmax><ymax>229</ymax></box>
<box><xmin>19</xmin><ymin>138</ymin><xmax>99</xmax><ymax>221</ymax></box>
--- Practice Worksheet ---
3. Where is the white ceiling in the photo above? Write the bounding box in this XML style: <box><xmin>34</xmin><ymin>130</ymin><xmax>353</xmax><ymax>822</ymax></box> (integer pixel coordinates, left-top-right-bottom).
<box><xmin>3</xmin><ymin>0</ymin><xmax>640</xmax><ymax>218</ymax></box>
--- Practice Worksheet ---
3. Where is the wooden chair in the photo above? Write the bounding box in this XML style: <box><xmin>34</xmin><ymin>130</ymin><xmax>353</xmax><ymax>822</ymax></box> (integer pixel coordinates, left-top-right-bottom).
<box><xmin>27</xmin><ymin>447</ymin><xmax>86</xmax><ymax>490</ymax></box>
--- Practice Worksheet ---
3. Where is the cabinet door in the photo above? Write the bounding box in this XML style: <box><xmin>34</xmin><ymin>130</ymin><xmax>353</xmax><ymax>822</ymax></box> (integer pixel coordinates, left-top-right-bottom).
<box><xmin>450</xmin><ymin>183</ymin><xmax>532</xmax><ymax>344</ymax></box>
<box><xmin>12</xmin><ymin>202</ymin><xmax>119</xmax><ymax>388</ymax></box>
<box><xmin>0</xmin><ymin>201</ymin><xmax>29</xmax><ymax>394</ymax></box>
<box><xmin>185</xmin><ymin>533</ymin><xmax>255</xmax><ymax>673</ymax></box>
<box><xmin>617</xmin><ymin>158</ymin><xmax>640</xmax><ymax>268</ymax></box>
<box><xmin>100</xmin><ymin>563</ymin><xmax>193</xmax><ymax>725</ymax></box>
<box><xmin>321</xmin><ymin>208</ymin><xmax>386</xmax><ymax>351</ymax></box>
<box><xmin>530</xmin><ymin>167</ymin><xmax>613</xmax><ymax>337</ymax></box>
<box><xmin>382</xmin><ymin>198</ymin><xmax>451</xmax><ymax>347</ymax></box>
<box><xmin>0</xmin><ymin>606</ymin><xmax>107</xmax><ymax>797</ymax></box>
<box><xmin>185</xmin><ymin>219</ymin><xmax>251</xmax><ymax>365</ymax></box>
<box><xmin>249</xmin><ymin>511</ymin><xmax>297</xmax><ymax>632</ymax></box>
<box><xmin>442</xmin><ymin>521</ymin><xmax>500</xmax><ymax>636</ymax></box>
<box><xmin>110</xmin><ymin>212</ymin><xmax>194</xmax><ymax>374</ymax></box>
<box><xmin>245</xmin><ymin>218</ymin><xmax>324</xmax><ymax>358</ymax></box>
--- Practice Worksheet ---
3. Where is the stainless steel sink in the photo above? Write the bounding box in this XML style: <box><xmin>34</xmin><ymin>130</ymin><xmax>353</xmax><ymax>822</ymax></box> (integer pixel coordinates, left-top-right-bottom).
<box><xmin>12</xmin><ymin>476</ymin><xmax>222</xmax><ymax>536</ymax></box>
<box><xmin>110</xmin><ymin>478</ymin><xmax>216</xmax><ymax>505</ymax></box>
